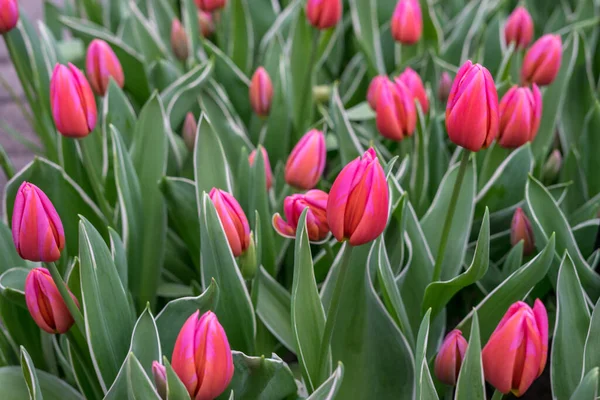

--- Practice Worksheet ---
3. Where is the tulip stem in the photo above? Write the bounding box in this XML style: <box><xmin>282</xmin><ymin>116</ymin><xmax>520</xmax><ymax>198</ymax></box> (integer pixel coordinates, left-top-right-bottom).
<box><xmin>491</xmin><ymin>389</ymin><xmax>504</xmax><ymax>400</ymax></box>
<box><xmin>0</xmin><ymin>144</ymin><xmax>15</xmax><ymax>179</ymax></box>
<box><xmin>317</xmin><ymin>244</ymin><xmax>353</xmax><ymax>385</ymax></box>
<box><xmin>46</xmin><ymin>262</ymin><xmax>86</xmax><ymax>336</ymax></box>
<box><xmin>298</xmin><ymin>32</ymin><xmax>320</xmax><ymax>136</ymax></box>
<box><xmin>431</xmin><ymin>150</ymin><xmax>470</xmax><ymax>282</ymax></box>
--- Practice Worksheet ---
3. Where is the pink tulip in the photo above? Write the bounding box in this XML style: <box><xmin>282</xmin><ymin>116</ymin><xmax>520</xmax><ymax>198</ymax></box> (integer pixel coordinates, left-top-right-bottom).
<box><xmin>438</xmin><ymin>71</ymin><xmax>452</xmax><ymax>102</ymax></box>
<box><xmin>510</xmin><ymin>207</ymin><xmax>535</xmax><ymax>256</ymax></box>
<box><xmin>249</xmin><ymin>67</ymin><xmax>273</xmax><ymax>117</ymax></box>
<box><xmin>367</xmin><ymin>75</ymin><xmax>388</xmax><ymax>110</ymax></box>
<box><xmin>209</xmin><ymin>188</ymin><xmax>250</xmax><ymax>257</ymax></box>
<box><xmin>249</xmin><ymin>147</ymin><xmax>273</xmax><ymax>190</ymax></box>
<box><xmin>482</xmin><ymin>300</ymin><xmax>548</xmax><ymax>397</ymax></box>
<box><xmin>171</xmin><ymin>19</ymin><xmax>189</xmax><ymax>61</ymax></box>
<box><xmin>0</xmin><ymin>0</ymin><xmax>19</xmax><ymax>34</ymax></box>
<box><xmin>434</xmin><ymin>330</ymin><xmax>468</xmax><ymax>386</ymax></box>
<box><xmin>522</xmin><ymin>34</ymin><xmax>562</xmax><ymax>86</ymax></box>
<box><xmin>285</xmin><ymin>129</ymin><xmax>326</xmax><ymax>190</ymax></box>
<box><xmin>12</xmin><ymin>182</ymin><xmax>64</xmax><ymax>262</ymax></box>
<box><xmin>172</xmin><ymin>311</ymin><xmax>234</xmax><ymax>400</ymax></box>
<box><xmin>446</xmin><ymin>60</ymin><xmax>499</xmax><ymax>152</ymax></box>
<box><xmin>183</xmin><ymin>112</ymin><xmax>198</xmax><ymax>151</ymax></box>
<box><xmin>391</xmin><ymin>0</ymin><xmax>422</xmax><ymax>45</ymax></box>
<box><xmin>195</xmin><ymin>0</ymin><xmax>226</xmax><ymax>12</ymax></box>
<box><xmin>85</xmin><ymin>39</ymin><xmax>125</xmax><ymax>96</ymax></box>
<box><xmin>198</xmin><ymin>10</ymin><xmax>214</xmax><ymax>37</ymax></box>
<box><xmin>273</xmin><ymin>190</ymin><xmax>329</xmax><ymax>242</ymax></box>
<box><xmin>25</xmin><ymin>268</ymin><xmax>79</xmax><ymax>334</ymax></box>
<box><xmin>327</xmin><ymin>148</ymin><xmax>389</xmax><ymax>246</ymax></box>
<box><xmin>152</xmin><ymin>361</ymin><xmax>167</xmax><ymax>400</ymax></box>
<box><xmin>50</xmin><ymin>63</ymin><xmax>97</xmax><ymax>138</ymax></box>
<box><xmin>498</xmin><ymin>84</ymin><xmax>542</xmax><ymax>148</ymax></box>
<box><xmin>376</xmin><ymin>79</ymin><xmax>416</xmax><ymax>141</ymax></box>
<box><xmin>306</xmin><ymin>0</ymin><xmax>342</xmax><ymax>30</ymax></box>
<box><xmin>397</xmin><ymin>67</ymin><xmax>429</xmax><ymax>114</ymax></box>
<box><xmin>504</xmin><ymin>7</ymin><xmax>534</xmax><ymax>49</ymax></box>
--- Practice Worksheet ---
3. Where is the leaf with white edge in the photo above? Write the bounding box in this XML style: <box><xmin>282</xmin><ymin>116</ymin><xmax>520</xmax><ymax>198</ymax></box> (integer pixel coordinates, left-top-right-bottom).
<box><xmin>181</xmin><ymin>0</ymin><xmax>200</xmax><ymax>61</ymax></box>
<box><xmin>307</xmin><ymin>363</ymin><xmax>345</xmax><ymax>400</ymax></box>
<box><xmin>0</xmin><ymin>366</ymin><xmax>83</xmax><ymax>400</ymax></box>
<box><xmin>20</xmin><ymin>347</ymin><xmax>42</xmax><ymax>400</ymax></box>
<box><xmin>0</xmin><ymin>222</ymin><xmax>28</xmax><ymax>274</ymax></box>
<box><xmin>129</xmin><ymin>306</ymin><xmax>161</xmax><ymax>378</ymax></box>
<box><xmin>330</xmin><ymin>85</ymin><xmax>364</xmax><ymax>165</ymax></box>
<box><xmin>163</xmin><ymin>358</ymin><xmax>189</xmax><ymax>400</ymax></box>
<box><xmin>348</xmin><ymin>0</ymin><xmax>386</xmax><ymax>74</ymax></box>
<box><xmin>455</xmin><ymin>311</ymin><xmax>485</xmax><ymax>400</ymax></box>
<box><xmin>103</xmin><ymin>80</ymin><xmax>137</xmax><ymax>148</ymax></box>
<box><xmin>584</xmin><ymin>299</ymin><xmax>600</xmax><ymax>375</ymax></box>
<box><xmin>414</xmin><ymin>310</ymin><xmax>439</xmax><ymax>400</ymax></box>
<box><xmin>227</xmin><ymin>0</ymin><xmax>254</xmax><ymax>75</ymax></box>
<box><xmin>0</xmin><ymin>268</ymin><xmax>29</xmax><ymax>307</ymax></box>
<box><xmin>569</xmin><ymin>368</ymin><xmax>599</xmax><ymax>400</ymax></box>
<box><xmin>104</xmin><ymin>353</ymin><xmax>161</xmax><ymax>400</ymax></box>
<box><xmin>108</xmin><ymin>228</ymin><xmax>128</xmax><ymax>290</ymax></box>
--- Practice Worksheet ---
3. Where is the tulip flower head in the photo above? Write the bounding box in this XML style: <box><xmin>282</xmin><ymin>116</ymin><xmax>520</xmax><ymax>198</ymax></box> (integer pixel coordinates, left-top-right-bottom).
<box><xmin>522</xmin><ymin>34</ymin><xmax>562</xmax><ymax>86</ymax></box>
<box><xmin>498</xmin><ymin>84</ymin><xmax>542</xmax><ymax>149</ymax></box>
<box><xmin>171</xmin><ymin>19</ymin><xmax>189</xmax><ymax>61</ymax></box>
<box><xmin>510</xmin><ymin>207</ymin><xmax>535</xmax><ymax>256</ymax></box>
<box><xmin>504</xmin><ymin>7</ymin><xmax>534</xmax><ymax>49</ymax></box>
<box><xmin>273</xmin><ymin>190</ymin><xmax>329</xmax><ymax>242</ymax></box>
<box><xmin>327</xmin><ymin>148</ymin><xmax>389</xmax><ymax>246</ymax></box>
<box><xmin>209</xmin><ymin>188</ymin><xmax>250</xmax><ymax>257</ymax></box>
<box><xmin>376</xmin><ymin>79</ymin><xmax>416</xmax><ymax>141</ymax></box>
<box><xmin>397</xmin><ymin>67</ymin><xmax>429</xmax><ymax>114</ymax></box>
<box><xmin>367</xmin><ymin>75</ymin><xmax>389</xmax><ymax>110</ymax></box>
<box><xmin>306</xmin><ymin>0</ymin><xmax>342</xmax><ymax>30</ymax></box>
<box><xmin>249</xmin><ymin>147</ymin><xmax>273</xmax><ymax>190</ymax></box>
<box><xmin>25</xmin><ymin>268</ymin><xmax>79</xmax><ymax>334</ymax></box>
<box><xmin>285</xmin><ymin>129</ymin><xmax>326</xmax><ymax>190</ymax></box>
<box><xmin>85</xmin><ymin>39</ymin><xmax>125</xmax><ymax>96</ymax></box>
<box><xmin>172</xmin><ymin>311</ymin><xmax>234</xmax><ymax>400</ymax></box>
<box><xmin>50</xmin><ymin>63</ymin><xmax>97</xmax><ymax>138</ymax></box>
<box><xmin>198</xmin><ymin>10</ymin><xmax>214</xmax><ymax>37</ymax></box>
<box><xmin>0</xmin><ymin>0</ymin><xmax>19</xmax><ymax>34</ymax></box>
<box><xmin>482</xmin><ymin>300</ymin><xmax>548</xmax><ymax>397</ymax></box>
<box><xmin>195</xmin><ymin>0</ymin><xmax>226</xmax><ymax>12</ymax></box>
<box><xmin>438</xmin><ymin>71</ymin><xmax>452</xmax><ymax>103</ymax></box>
<box><xmin>391</xmin><ymin>0</ymin><xmax>422</xmax><ymax>45</ymax></box>
<box><xmin>12</xmin><ymin>182</ymin><xmax>65</xmax><ymax>262</ymax></box>
<box><xmin>434</xmin><ymin>330</ymin><xmax>468</xmax><ymax>386</ymax></box>
<box><xmin>249</xmin><ymin>67</ymin><xmax>273</xmax><ymax>117</ymax></box>
<box><xmin>152</xmin><ymin>361</ymin><xmax>167</xmax><ymax>400</ymax></box>
<box><xmin>446</xmin><ymin>60</ymin><xmax>499</xmax><ymax>152</ymax></box>
<box><xmin>183</xmin><ymin>112</ymin><xmax>198</xmax><ymax>151</ymax></box>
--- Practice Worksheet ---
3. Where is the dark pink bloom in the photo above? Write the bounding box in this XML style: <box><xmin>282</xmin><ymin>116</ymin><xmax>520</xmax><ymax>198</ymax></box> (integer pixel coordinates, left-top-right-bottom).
<box><xmin>306</xmin><ymin>0</ymin><xmax>342</xmax><ymax>30</ymax></box>
<box><xmin>367</xmin><ymin>75</ymin><xmax>388</xmax><ymax>110</ymax></box>
<box><xmin>273</xmin><ymin>190</ymin><xmax>329</xmax><ymax>242</ymax></box>
<box><xmin>522</xmin><ymin>34</ymin><xmax>562</xmax><ymax>86</ymax></box>
<box><xmin>209</xmin><ymin>188</ymin><xmax>250</xmax><ymax>257</ymax></box>
<box><xmin>397</xmin><ymin>67</ymin><xmax>429</xmax><ymax>114</ymax></box>
<box><xmin>85</xmin><ymin>39</ymin><xmax>125</xmax><ymax>96</ymax></box>
<box><xmin>498</xmin><ymin>84</ymin><xmax>542</xmax><ymax>148</ymax></box>
<box><xmin>285</xmin><ymin>129</ymin><xmax>326</xmax><ymax>190</ymax></box>
<box><xmin>376</xmin><ymin>79</ymin><xmax>416</xmax><ymax>141</ymax></box>
<box><xmin>195</xmin><ymin>0</ymin><xmax>226</xmax><ymax>12</ymax></box>
<box><xmin>249</xmin><ymin>67</ymin><xmax>273</xmax><ymax>117</ymax></box>
<box><xmin>504</xmin><ymin>7</ymin><xmax>534</xmax><ymax>49</ymax></box>
<box><xmin>391</xmin><ymin>0</ymin><xmax>422</xmax><ymax>45</ymax></box>
<box><xmin>434</xmin><ymin>330</ymin><xmax>468</xmax><ymax>386</ymax></box>
<box><xmin>0</xmin><ymin>0</ymin><xmax>18</xmax><ymax>34</ymax></box>
<box><xmin>510</xmin><ymin>207</ymin><xmax>535</xmax><ymax>256</ymax></box>
<box><xmin>249</xmin><ymin>147</ymin><xmax>273</xmax><ymax>190</ymax></box>
<box><xmin>198</xmin><ymin>10</ymin><xmax>214</xmax><ymax>37</ymax></box>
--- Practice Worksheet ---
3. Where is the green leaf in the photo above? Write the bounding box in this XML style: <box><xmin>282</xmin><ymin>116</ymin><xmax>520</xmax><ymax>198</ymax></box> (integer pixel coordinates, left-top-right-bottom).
<box><xmin>227</xmin><ymin>0</ymin><xmax>254</xmax><ymax>74</ymax></box>
<box><xmin>103</xmin><ymin>80</ymin><xmax>137</xmax><ymax>148</ymax></box>
<box><xmin>552</xmin><ymin>253</ymin><xmax>592</xmax><ymax>400</ymax></box>
<box><xmin>330</xmin><ymin>86</ymin><xmax>364</xmax><ymax>165</ymax></box>
<box><xmin>455</xmin><ymin>311</ymin><xmax>485</xmax><ymax>400</ymax></box>
<box><xmin>414</xmin><ymin>310</ymin><xmax>439</xmax><ymax>400</ymax></box>
<box><xmin>569</xmin><ymin>368</ymin><xmax>599</xmax><ymax>400</ymax></box>
<box><xmin>409</xmin><ymin>106</ymin><xmax>430</xmax><ymax>215</ymax></box>
<box><xmin>129</xmin><ymin>307</ymin><xmax>161</xmax><ymax>378</ymax></box>
<box><xmin>0</xmin><ymin>366</ymin><xmax>82</xmax><ymax>400</ymax></box>
<box><xmin>128</xmin><ymin>3</ymin><xmax>170</xmax><ymax>62</ymax></box>
<box><xmin>348</xmin><ymin>0</ymin><xmax>386</xmax><ymax>74</ymax></box>
<box><xmin>104</xmin><ymin>353</ymin><xmax>161</xmax><ymax>400</ymax></box>
<box><xmin>20</xmin><ymin>347</ymin><xmax>42</xmax><ymax>400</ymax></box>
<box><xmin>579</xmin><ymin>101</ymin><xmax>600</xmax><ymax>197</ymax></box>
<box><xmin>181</xmin><ymin>0</ymin><xmax>201</xmax><ymax>61</ymax></box>
<box><xmin>0</xmin><ymin>221</ymin><xmax>29</xmax><ymax>274</ymax></box>
<box><xmin>307</xmin><ymin>363</ymin><xmax>344</xmax><ymax>400</ymax></box>
<box><xmin>108</xmin><ymin>227</ymin><xmax>128</xmax><ymax>289</ymax></box>
<box><xmin>0</xmin><ymin>268</ymin><xmax>29</xmax><ymax>306</ymax></box>
<box><xmin>163</xmin><ymin>358</ymin><xmax>189</xmax><ymax>400</ymax></box>
<box><xmin>0</xmin><ymin>324</ymin><xmax>18</xmax><ymax>367</ymax></box>
<box><xmin>584</xmin><ymin>299</ymin><xmax>600</xmax><ymax>375</ymax></box>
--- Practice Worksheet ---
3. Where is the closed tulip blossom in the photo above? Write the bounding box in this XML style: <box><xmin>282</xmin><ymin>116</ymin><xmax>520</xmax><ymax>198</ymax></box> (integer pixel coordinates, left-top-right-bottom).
<box><xmin>498</xmin><ymin>84</ymin><xmax>541</xmax><ymax>148</ymax></box>
<box><xmin>209</xmin><ymin>188</ymin><xmax>250</xmax><ymax>257</ymax></box>
<box><xmin>367</xmin><ymin>75</ymin><xmax>389</xmax><ymax>110</ymax></box>
<box><xmin>0</xmin><ymin>0</ymin><xmax>19</xmax><ymax>34</ymax></box>
<box><xmin>182</xmin><ymin>112</ymin><xmax>198</xmax><ymax>151</ymax></box>
<box><xmin>273</xmin><ymin>190</ymin><xmax>329</xmax><ymax>242</ymax></box>
<box><xmin>12</xmin><ymin>182</ymin><xmax>64</xmax><ymax>262</ymax></box>
<box><xmin>249</xmin><ymin>147</ymin><xmax>273</xmax><ymax>190</ymax></box>
<box><xmin>438</xmin><ymin>71</ymin><xmax>452</xmax><ymax>102</ymax></box>
<box><xmin>172</xmin><ymin>311</ymin><xmax>234</xmax><ymax>400</ymax></box>
<box><xmin>446</xmin><ymin>60</ymin><xmax>499</xmax><ymax>152</ymax></box>
<box><xmin>25</xmin><ymin>268</ymin><xmax>79</xmax><ymax>334</ymax></box>
<box><xmin>197</xmin><ymin>10</ymin><xmax>214</xmax><ymax>37</ymax></box>
<box><xmin>397</xmin><ymin>67</ymin><xmax>429</xmax><ymax>114</ymax></box>
<box><xmin>376</xmin><ymin>79</ymin><xmax>416</xmax><ymax>141</ymax></box>
<box><xmin>249</xmin><ymin>67</ymin><xmax>273</xmax><ymax>117</ymax></box>
<box><xmin>504</xmin><ymin>7</ymin><xmax>534</xmax><ymax>49</ymax></box>
<box><xmin>327</xmin><ymin>148</ymin><xmax>389</xmax><ymax>246</ymax></box>
<box><xmin>511</xmin><ymin>207</ymin><xmax>535</xmax><ymax>256</ymax></box>
<box><xmin>434</xmin><ymin>330</ymin><xmax>468</xmax><ymax>386</ymax></box>
<box><xmin>522</xmin><ymin>34</ymin><xmax>562</xmax><ymax>86</ymax></box>
<box><xmin>195</xmin><ymin>0</ymin><xmax>226</xmax><ymax>12</ymax></box>
<box><xmin>306</xmin><ymin>0</ymin><xmax>342</xmax><ymax>30</ymax></box>
<box><xmin>285</xmin><ymin>129</ymin><xmax>326</xmax><ymax>190</ymax></box>
<box><xmin>171</xmin><ymin>19</ymin><xmax>189</xmax><ymax>61</ymax></box>
<box><xmin>482</xmin><ymin>300</ymin><xmax>548</xmax><ymax>397</ymax></box>
<box><xmin>391</xmin><ymin>0</ymin><xmax>422</xmax><ymax>45</ymax></box>
<box><xmin>50</xmin><ymin>63</ymin><xmax>97</xmax><ymax>138</ymax></box>
<box><xmin>85</xmin><ymin>39</ymin><xmax>125</xmax><ymax>96</ymax></box>
<box><xmin>152</xmin><ymin>362</ymin><xmax>167</xmax><ymax>400</ymax></box>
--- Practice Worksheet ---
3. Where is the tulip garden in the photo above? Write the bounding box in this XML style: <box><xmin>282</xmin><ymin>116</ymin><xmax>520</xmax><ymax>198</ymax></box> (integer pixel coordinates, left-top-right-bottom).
<box><xmin>1</xmin><ymin>0</ymin><xmax>600</xmax><ymax>399</ymax></box>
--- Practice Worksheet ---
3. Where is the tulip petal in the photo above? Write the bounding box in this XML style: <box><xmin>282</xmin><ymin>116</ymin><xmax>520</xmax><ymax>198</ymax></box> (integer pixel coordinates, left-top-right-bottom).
<box><xmin>172</xmin><ymin>311</ymin><xmax>200</xmax><ymax>397</ymax></box>
<box><xmin>327</xmin><ymin>156</ymin><xmax>360</xmax><ymax>241</ymax></box>
<box><xmin>532</xmin><ymin>299</ymin><xmax>548</xmax><ymax>375</ymax></box>
<box><xmin>272</xmin><ymin>214</ymin><xmax>296</xmax><ymax>239</ymax></box>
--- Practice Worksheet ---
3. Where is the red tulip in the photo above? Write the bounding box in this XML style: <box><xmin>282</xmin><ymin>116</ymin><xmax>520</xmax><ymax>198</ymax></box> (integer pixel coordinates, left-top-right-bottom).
<box><xmin>397</xmin><ymin>67</ymin><xmax>429</xmax><ymax>114</ymax></box>
<box><xmin>195</xmin><ymin>0</ymin><xmax>226</xmax><ymax>12</ymax></box>
<box><xmin>249</xmin><ymin>67</ymin><xmax>273</xmax><ymax>117</ymax></box>
<box><xmin>510</xmin><ymin>207</ymin><xmax>535</xmax><ymax>256</ymax></box>
<box><xmin>306</xmin><ymin>0</ymin><xmax>342</xmax><ymax>30</ymax></box>
<box><xmin>273</xmin><ymin>190</ymin><xmax>329</xmax><ymax>242</ymax></box>
<box><xmin>367</xmin><ymin>75</ymin><xmax>388</xmax><ymax>110</ymax></box>
<box><xmin>152</xmin><ymin>361</ymin><xmax>167</xmax><ymax>400</ymax></box>
<box><xmin>285</xmin><ymin>129</ymin><xmax>326</xmax><ymax>190</ymax></box>
<box><xmin>25</xmin><ymin>268</ymin><xmax>79</xmax><ymax>334</ymax></box>
<box><xmin>376</xmin><ymin>79</ymin><xmax>416</xmax><ymax>141</ymax></box>
<box><xmin>327</xmin><ymin>148</ymin><xmax>389</xmax><ymax>246</ymax></box>
<box><xmin>522</xmin><ymin>34</ymin><xmax>562</xmax><ymax>86</ymax></box>
<box><xmin>197</xmin><ymin>10</ymin><xmax>214</xmax><ymax>37</ymax></box>
<box><xmin>504</xmin><ymin>7</ymin><xmax>534</xmax><ymax>49</ymax></box>
<box><xmin>438</xmin><ymin>71</ymin><xmax>452</xmax><ymax>102</ymax></box>
<box><xmin>85</xmin><ymin>39</ymin><xmax>125</xmax><ymax>96</ymax></box>
<box><xmin>209</xmin><ymin>188</ymin><xmax>250</xmax><ymax>257</ymax></box>
<box><xmin>183</xmin><ymin>112</ymin><xmax>198</xmax><ymax>151</ymax></box>
<box><xmin>172</xmin><ymin>311</ymin><xmax>234</xmax><ymax>400</ymax></box>
<box><xmin>249</xmin><ymin>147</ymin><xmax>273</xmax><ymax>190</ymax></box>
<box><xmin>12</xmin><ymin>182</ymin><xmax>64</xmax><ymax>262</ymax></box>
<box><xmin>446</xmin><ymin>60</ymin><xmax>499</xmax><ymax>152</ymax></box>
<box><xmin>434</xmin><ymin>330</ymin><xmax>468</xmax><ymax>386</ymax></box>
<box><xmin>482</xmin><ymin>300</ymin><xmax>548</xmax><ymax>397</ymax></box>
<box><xmin>0</xmin><ymin>0</ymin><xmax>19</xmax><ymax>34</ymax></box>
<box><xmin>391</xmin><ymin>0</ymin><xmax>422</xmax><ymax>45</ymax></box>
<box><xmin>50</xmin><ymin>63</ymin><xmax>97</xmax><ymax>138</ymax></box>
<box><xmin>171</xmin><ymin>19</ymin><xmax>189</xmax><ymax>61</ymax></box>
<box><xmin>498</xmin><ymin>84</ymin><xmax>542</xmax><ymax>148</ymax></box>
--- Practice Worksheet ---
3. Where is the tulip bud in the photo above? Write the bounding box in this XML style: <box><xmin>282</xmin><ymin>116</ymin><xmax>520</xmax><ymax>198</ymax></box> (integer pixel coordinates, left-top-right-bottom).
<box><xmin>198</xmin><ymin>10</ymin><xmax>214</xmax><ymax>37</ymax></box>
<box><xmin>152</xmin><ymin>361</ymin><xmax>167</xmax><ymax>400</ymax></box>
<box><xmin>285</xmin><ymin>129</ymin><xmax>326</xmax><ymax>190</ymax></box>
<box><xmin>446</xmin><ymin>60</ymin><xmax>499</xmax><ymax>152</ymax></box>
<box><xmin>238</xmin><ymin>232</ymin><xmax>257</xmax><ymax>279</ymax></box>
<box><xmin>195</xmin><ymin>0</ymin><xmax>226</xmax><ymax>12</ymax></box>
<box><xmin>367</xmin><ymin>75</ymin><xmax>388</xmax><ymax>110</ymax></box>
<box><xmin>50</xmin><ymin>63</ymin><xmax>97</xmax><ymax>138</ymax></box>
<box><xmin>391</xmin><ymin>0</ymin><xmax>422</xmax><ymax>45</ymax></box>
<box><xmin>85</xmin><ymin>39</ymin><xmax>125</xmax><ymax>96</ymax></box>
<box><xmin>171</xmin><ymin>19</ymin><xmax>189</xmax><ymax>61</ymax></box>
<box><xmin>522</xmin><ymin>34</ymin><xmax>562</xmax><ymax>86</ymax></box>
<box><xmin>12</xmin><ymin>182</ymin><xmax>65</xmax><ymax>262</ymax></box>
<box><xmin>24</xmin><ymin>268</ymin><xmax>79</xmax><ymax>334</ymax></box>
<box><xmin>438</xmin><ymin>71</ymin><xmax>452</xmax><ymax>103</ymax></box>
<box><xmin>182</xmin><ymin>112</ymin><xmax>197</xmax><ymax>151</ymax></box>
<box><xmin>249</xmin><ymin>147</ymin><xmax>273</xmax><ymax>190</ymax></box>
<box><xmin>0</xmin><ymin>0</ymin><xmax>19</xmax><ymax>34</ymax></box>
<box><xmin>172</xmin><ymin>311</ymin><xmax>234</xmax><ymax>400</ymax></box>
<box><xmin>504</xmin><ymin>7</ymin><xmax>534</xmax><ymax>49</ymax></box>
<box><xmin>273</xmin><ymin>190</ymin><xmax>329</xmax><ymax>242</ymax></box>
<box><xmin>249</xmin><ymin>67</ymin><xmax>273</xmax><ymax>117</ymax></box>
<box><xmin>376</xmin><ymin>79</ymin><xmax>416</xmax><ymax>141</ymax></box>
<box><xmin>209</xmin><ymin>188</ymin><xmax>251</xmax><ymax>257</ymax></box>
<box><xmin>511</xmin><ymin>207</ymin><xmax>535</xmax><ymax>256</ymax></box>
<box><xmin>306</xmin><ymin>0</ymin><xmax>342</xmax><ymax>30</ymax></box>
<box><xmin>397</xmin><ymin>67</ymin><xmax>429</xmax><ymax>114</ymax></box>
<box><xmin>541</xmin><ymin>150</ymin><xmax>562</xmax><ymax>184</ymax></box>
<box><xmin>434</xmin><ymin>330</ymin><xmax>468</xmax><ymax>386</ymax></box>
<box><xmin>498</xmin><ymin>84</ymin><xmax>542</xmax><ymax>148</ymax></box>
<box><xmin>327</xmin><ymin>148</ymin><xmax>389</xmax><ymax>246</ymax></box>
<box><xmin>482</xmin><ymin>300</ymin><xmax>548</xmax><ymax>397</ymax></box>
